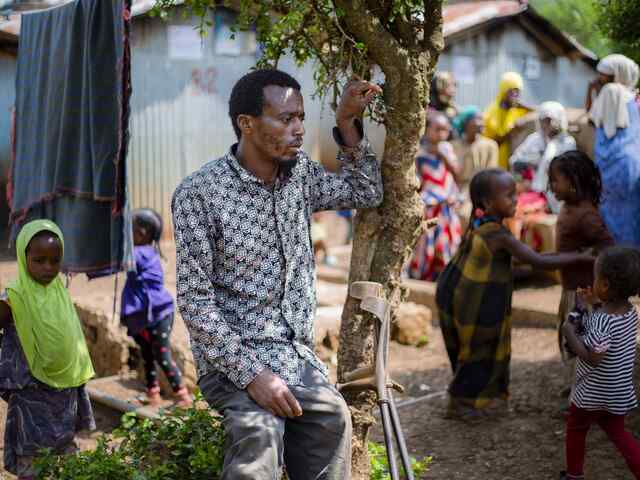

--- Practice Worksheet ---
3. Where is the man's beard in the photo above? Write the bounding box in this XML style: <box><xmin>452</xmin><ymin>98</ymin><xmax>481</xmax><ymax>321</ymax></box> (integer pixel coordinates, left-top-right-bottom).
<box><xmin>278</xmin><ymin>156</ymin><xmax>299</xmax><ymax>177</ymax></box>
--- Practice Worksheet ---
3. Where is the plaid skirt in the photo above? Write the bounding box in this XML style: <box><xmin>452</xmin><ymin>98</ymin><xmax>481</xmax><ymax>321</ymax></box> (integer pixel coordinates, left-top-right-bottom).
<box><xmin>436</xmin><ymin>221</ymin><xmax>513</xmax><ymax>409</ymax></box>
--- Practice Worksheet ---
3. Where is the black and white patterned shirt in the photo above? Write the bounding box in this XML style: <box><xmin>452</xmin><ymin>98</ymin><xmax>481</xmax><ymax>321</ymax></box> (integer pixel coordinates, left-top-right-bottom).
<box><xmin>172</xmin><ymin>135</ymin><xmax>383</xmax><ymax>389</ymax></box>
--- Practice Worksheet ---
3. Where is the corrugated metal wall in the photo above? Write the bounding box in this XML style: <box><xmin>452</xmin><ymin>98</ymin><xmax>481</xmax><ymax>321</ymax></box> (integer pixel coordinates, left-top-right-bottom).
<box><xmin>0</xmin><ymin>50</ymin><xmax>16</xmax><ymax>235</ymax></box>
<box><xmin>127</xmin><ymin>13</ymin><xmax>323</xmax><ymax>236</ymax></box>
<box><xmin>438</xmin><ymin>23</ymin><xmax>595</xmax><ymax>110</ymax></box>
<box><xmin>1</xmin><ymin>13</ymin><xmax>598</xmax><ymax>240</ymax></box>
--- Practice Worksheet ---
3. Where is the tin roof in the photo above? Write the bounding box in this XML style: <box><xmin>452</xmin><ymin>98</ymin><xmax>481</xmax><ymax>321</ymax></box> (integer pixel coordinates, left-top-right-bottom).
<box><xmin>1</xmin><ymin>0</ymin><xmax>598</xmax><ymax>63</ymax></box>
<box><xmin>0</xmin><ymin>0</ymin><xmax>180</xmax><ymax>45</ymax></box>
<box><xmin>443</xmin><ymin>1</ymin><xmax>525</xmax><ymax>37</ymax></box>
<box><xmin>442</xmin><ymin>1</ymin><xmax>597</xmax><ymax>63</ymax></box>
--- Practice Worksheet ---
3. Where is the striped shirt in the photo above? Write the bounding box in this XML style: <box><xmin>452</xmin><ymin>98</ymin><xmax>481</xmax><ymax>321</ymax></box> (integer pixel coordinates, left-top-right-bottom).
<box><xmin>571</xmin><ymin>307</ymin><xmax>638</xmax><ymax>415</ymax></box>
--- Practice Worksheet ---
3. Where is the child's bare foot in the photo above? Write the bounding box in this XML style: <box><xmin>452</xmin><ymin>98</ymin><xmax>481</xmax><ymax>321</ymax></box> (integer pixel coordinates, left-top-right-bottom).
<box><xmin>146</xmin><ymin>385</ymin><xmax>162</xmax><ymax>406</ymax></box>
<box><xmin>174</xmin><ymin>386</ymin><xmax>193</xmax><ymax>408</ymax></box>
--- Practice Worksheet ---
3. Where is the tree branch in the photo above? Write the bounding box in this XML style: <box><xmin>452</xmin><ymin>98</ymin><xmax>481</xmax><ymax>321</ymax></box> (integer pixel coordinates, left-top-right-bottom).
<box><xmin>423</xmin><ymin>0</ymin><xmax>445</xmax><ymax>52</ymax></box>
<box><xmin>363</xmin><ymin>0</ymin><xmax>416</xmax><ymax>50</ymax></box>
<box><xmin>308</xmin><ymin>0</ymin><xmax>342</xmax><ymax>45</ymax></box>
<box><xmin>333</xmin><ymin>0</ymin><xmax>405</xmax><ymax>72</ymax></box>
<box><xmin>278</xmin><ymin>10</ymin><xmax>314</xmax><ymax>47</ymax></box>
<box><xmin>301</xmin><ymin>29</ymin><xmax>333</xmax><ymax>78</ymax></box>
<box><xmin>365</xmin><ymin>0</ymin><xmax>392</xmax><ymax>24</ymax></box>
<box><xmin>329</xmin><ymin>3</ymin><xmax>360</xmax><ymax>49</ymax></box>
<box><xmin>394</xmin><ymin>15</ymin><xmax>417</xmax><ymax>49</ymax></box>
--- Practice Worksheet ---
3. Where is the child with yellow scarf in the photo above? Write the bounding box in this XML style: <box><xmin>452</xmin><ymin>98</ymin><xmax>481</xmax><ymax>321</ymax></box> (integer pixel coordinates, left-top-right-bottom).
<box><xmin>0</xmin><ymin>220</ymin><xmax>95</xmax><ymax>479</ymax></box>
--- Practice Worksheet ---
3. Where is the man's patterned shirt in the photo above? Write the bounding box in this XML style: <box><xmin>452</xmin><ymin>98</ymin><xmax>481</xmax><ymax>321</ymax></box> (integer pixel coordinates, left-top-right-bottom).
<box><xmin>172</xmin><ymin>139</ymin><xmax>383</xmax><ymax>388</ymax></box>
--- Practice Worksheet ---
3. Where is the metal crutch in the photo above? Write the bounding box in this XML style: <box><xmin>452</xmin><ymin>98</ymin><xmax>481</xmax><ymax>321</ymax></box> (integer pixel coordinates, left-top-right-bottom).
<box><xmin>337</xmin><ymin>281</ymin><xmax>414</xmax><ymax>480</ymax></box>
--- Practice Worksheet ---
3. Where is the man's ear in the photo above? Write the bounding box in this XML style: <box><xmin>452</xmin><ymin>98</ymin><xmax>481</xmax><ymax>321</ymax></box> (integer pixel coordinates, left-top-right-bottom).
<box><xmin>237</xmin><ymin>114</ymin><xmax>254</xmax><ymax>136</ymax></box>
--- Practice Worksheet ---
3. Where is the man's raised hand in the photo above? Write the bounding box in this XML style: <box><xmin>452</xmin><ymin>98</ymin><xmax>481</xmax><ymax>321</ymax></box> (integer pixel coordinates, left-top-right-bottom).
<box><xmin>336</xmin><ymin>78</ymin><xmax>383</xmax><ymax>122</ymax></box>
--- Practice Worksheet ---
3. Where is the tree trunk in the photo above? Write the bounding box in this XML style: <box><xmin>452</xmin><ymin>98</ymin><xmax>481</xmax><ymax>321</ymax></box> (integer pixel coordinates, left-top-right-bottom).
<box><xmin>336</xmin><ymin>5</ymin><xmax>444</xmax><ymax>478</ymax></box>
<box><xmin>337</xmin><ymin>68</ymin><xmax>427</xmax><ymax>480</ymax></box>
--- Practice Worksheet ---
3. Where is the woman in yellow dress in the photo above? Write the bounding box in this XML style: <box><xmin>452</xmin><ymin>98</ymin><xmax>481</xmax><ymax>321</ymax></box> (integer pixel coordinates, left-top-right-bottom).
<box><xmin>483</xmin><ymin>72</ymin><xmax>532</xmax><ymax>170</ymax></box>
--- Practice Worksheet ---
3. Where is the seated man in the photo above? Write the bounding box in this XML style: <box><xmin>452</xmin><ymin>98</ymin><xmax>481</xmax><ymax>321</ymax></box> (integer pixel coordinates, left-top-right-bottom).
<box><xmin>172</xmin><ymin>69</ymin><xmax>383</xmax><ymax>480</ymax></box>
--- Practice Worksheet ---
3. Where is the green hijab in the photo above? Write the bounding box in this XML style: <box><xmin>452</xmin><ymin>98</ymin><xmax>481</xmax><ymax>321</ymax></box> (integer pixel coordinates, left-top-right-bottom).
<box><xmin>6</xmin><ymin>220</ymin><xmax>95</xmax><ymax>389</ymax></box>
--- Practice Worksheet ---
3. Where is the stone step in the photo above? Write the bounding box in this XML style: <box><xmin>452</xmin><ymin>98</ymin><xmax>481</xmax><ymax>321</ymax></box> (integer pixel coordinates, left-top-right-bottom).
<box><xmin>403</xmin><ymin>279</ymin><xmax>561</xmax><ymax>329</ymax></box>
<box><xmin>317</xmin><ymin>270</ymin><xmax>562</xmax><ymax>329</ymax></box>
<box><xmin>86</xmin><ymin>374</ymin><xmax>171</xmax><ymax>419</ymax></box>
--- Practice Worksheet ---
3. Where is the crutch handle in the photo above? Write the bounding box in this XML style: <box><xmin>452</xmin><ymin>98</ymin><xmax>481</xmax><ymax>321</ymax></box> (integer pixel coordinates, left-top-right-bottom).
<box><xmin>336</xmin><ymin>378</ymin><xmax>376</xmax><ymax>393</ymax></box>
<box><xmin>361</xmin><ymin>296</ymin><xmax>390</xmax><ymax>320</ymax></box>
<box><xmin>343</xmin><ymin>365</ymin><xmax>375</xmax><ymax>382</ymax></box>
<box><xmin>350</xmin><ymin>281</ymin><xmax>383</xmax><ymax>300</ymax></box>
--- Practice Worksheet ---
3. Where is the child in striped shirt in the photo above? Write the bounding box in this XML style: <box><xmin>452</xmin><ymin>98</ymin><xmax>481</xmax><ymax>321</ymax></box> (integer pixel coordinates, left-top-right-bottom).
<box><xmin>561</xmin><ymin>247</ymin><xmax>640</xmax><ymax>479</ymax></box>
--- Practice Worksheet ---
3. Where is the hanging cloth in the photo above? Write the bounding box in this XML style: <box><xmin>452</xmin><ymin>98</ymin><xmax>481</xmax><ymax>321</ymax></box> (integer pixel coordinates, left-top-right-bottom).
<box><xmin>10</xmin><ymin>0</ymin><xmax>133</xmax><ymax>274</ymax></box>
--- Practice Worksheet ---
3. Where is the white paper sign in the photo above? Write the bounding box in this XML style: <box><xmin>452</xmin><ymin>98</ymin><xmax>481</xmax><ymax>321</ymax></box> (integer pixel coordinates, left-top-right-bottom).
<box><xmin>168</xmin><ymin>26</ymin><xmax>203</xmax><ymax>60</ymax></box>
<box><xmin>215</xmin><ymin>23</ymin><xmax>243</xmax><ymax>56</ymax></box>
<box><xmin>452</xmin><ymin>56</ymin><xmax>475</xmax><ymax>85</ymax></box>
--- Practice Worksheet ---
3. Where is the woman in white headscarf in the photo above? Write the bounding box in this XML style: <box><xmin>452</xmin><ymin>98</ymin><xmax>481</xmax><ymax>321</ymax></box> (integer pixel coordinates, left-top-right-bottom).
<box><xmin>505</xmin><ymin>102</ymin><xmax>576</xmax><ymax>253</ymax></box>
<box><xmin>585</xmin><ymin>54</ymin><xmax>640</xmax><ymax>111</ymax></box>
<box><xmin>510</xmin><ymin>102</ymin><xmax>576</xmax><ymax>212</ymax></box>
<box><xmin>589</xmin><ymin>55</ymin><xmax>640</xmax><ymax>246</ymax></box>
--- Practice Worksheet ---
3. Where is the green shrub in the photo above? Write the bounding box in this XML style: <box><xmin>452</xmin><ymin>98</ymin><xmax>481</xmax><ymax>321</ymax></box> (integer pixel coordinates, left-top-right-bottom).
<box><xmin>368</xmin><ymin>441</ymin><xmax>432</xmax><ymax>480</ymax></box>
<box><xmin>35</xmin><ymin>438</ymin><xmax>135</xmax><ymax>479</ymax></box>
<box><xmin>113</xmin><ymin>401</ymin><xmax>225</xmax><ymax>478</ymax></box>
<box><xmin>34</xmin><ymin>392</ymin><xmax>431</xmax><ymax>479</ymax></box>
<box><xmin>35</xmin><ymin>393</ymin><xmax>225</xmax><ymax>480</ymax></box>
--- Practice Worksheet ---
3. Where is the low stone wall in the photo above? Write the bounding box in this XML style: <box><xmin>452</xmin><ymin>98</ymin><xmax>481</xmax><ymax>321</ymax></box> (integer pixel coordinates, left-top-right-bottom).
<box><xmin>76</xmin><ymin>304</ymin><xmax>198</xmax><ymax>392</ymax></box>
<box><xmin>76</xmin><ymin>304</ymin><xmax>132</xmax><ymax>378</ymax></box>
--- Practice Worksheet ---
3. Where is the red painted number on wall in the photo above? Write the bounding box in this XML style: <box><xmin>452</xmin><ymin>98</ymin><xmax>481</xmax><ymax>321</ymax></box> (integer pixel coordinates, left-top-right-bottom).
<box><xmin>191</xmin><ymin>67</ymin><xmax>217</xmax><ymax>94</ymax></box>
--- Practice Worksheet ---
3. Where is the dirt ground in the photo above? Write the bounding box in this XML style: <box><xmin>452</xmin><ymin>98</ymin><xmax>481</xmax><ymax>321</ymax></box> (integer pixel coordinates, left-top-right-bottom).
<box><xmin>1</xmin><ymin>325</ymin><xmax>638</xmax><ymax>480</ymax></box>
<box><xmin>381</xmin><ymin>327</ymin><xmax>640</xmax><ymax>480</ymax></box>
<box><xmin>0</xmin><ymin>235</ymin><xmax>638</xmax><ymax>479</ymax></box>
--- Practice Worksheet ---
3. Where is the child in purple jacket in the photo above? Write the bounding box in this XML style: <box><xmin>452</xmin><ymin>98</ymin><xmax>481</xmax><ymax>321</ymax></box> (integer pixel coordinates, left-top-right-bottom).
<box><xmin>122</xmin><ymin>208</ymin><xmax>192</xmax><ymax>407</ymax></box>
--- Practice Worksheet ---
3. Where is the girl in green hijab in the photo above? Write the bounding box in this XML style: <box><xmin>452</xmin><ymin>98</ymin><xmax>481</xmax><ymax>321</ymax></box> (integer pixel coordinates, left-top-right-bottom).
<box><xmin>0</xmin><ymin>220</ymin><xmax>95</xmax><ymax>479</ymax></box>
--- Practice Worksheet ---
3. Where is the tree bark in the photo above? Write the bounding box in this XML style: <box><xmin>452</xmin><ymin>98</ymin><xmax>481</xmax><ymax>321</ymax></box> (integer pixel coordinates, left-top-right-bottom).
<box><xmin>335</xmin><ymin>2</ymin><xmax>444</xmax><ymax>478</ymax></box>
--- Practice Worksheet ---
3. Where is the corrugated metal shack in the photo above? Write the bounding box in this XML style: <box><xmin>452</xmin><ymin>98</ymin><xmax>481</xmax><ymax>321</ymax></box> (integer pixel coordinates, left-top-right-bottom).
<box><xmin>0</xmin><ymin>0</ymin><xmax>598</xmax><ymax>238</ymax></box>
<box><xmin>439</xmin><ymin>1</ymin><xmax>597</xmax><ymax>108</ymax></box>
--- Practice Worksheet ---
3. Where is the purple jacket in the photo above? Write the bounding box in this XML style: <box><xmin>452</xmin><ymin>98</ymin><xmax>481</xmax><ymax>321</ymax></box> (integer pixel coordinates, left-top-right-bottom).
<box><xmin>121</xmin><ymin>246</ymin><xmax>174</xmax><ymax>334</ymax></box>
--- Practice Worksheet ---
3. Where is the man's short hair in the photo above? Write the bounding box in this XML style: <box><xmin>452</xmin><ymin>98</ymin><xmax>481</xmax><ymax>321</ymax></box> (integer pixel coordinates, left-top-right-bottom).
<box><xmin>229</xmin><ymin>69</ymin><xmax>301</xmax><ymax>139</ymax></box>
